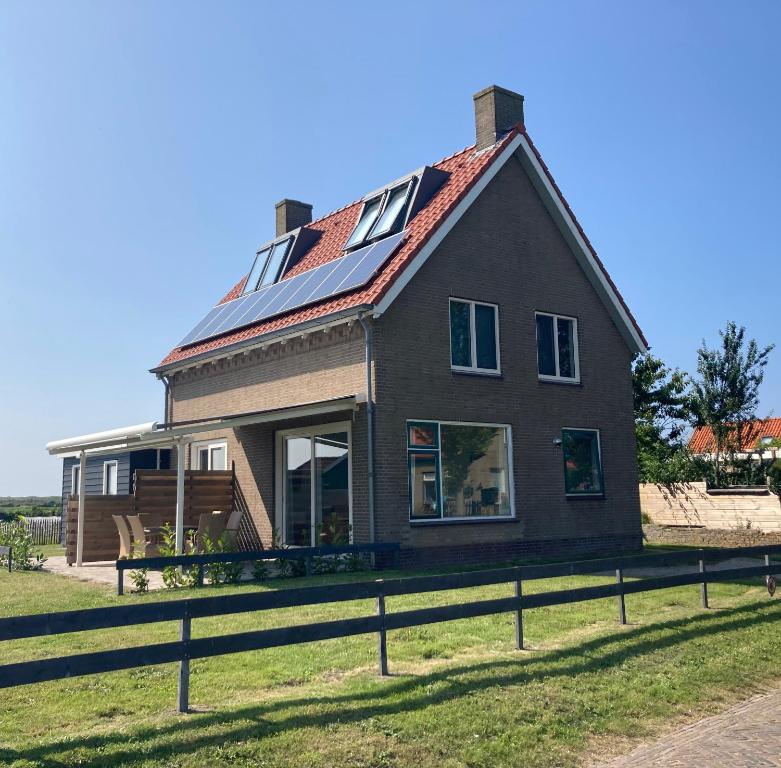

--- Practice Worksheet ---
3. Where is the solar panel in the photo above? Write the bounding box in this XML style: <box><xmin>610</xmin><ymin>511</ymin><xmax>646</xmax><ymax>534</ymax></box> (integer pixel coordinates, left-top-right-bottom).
<box><xmin>178</xmin><ymin>230</ymin><xmax>406</xmax><ymax>347</ymax></box>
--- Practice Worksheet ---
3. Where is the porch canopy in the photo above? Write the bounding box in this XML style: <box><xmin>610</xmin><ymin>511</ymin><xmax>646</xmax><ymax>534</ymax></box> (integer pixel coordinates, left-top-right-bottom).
<box><xmin>46</xmin><ymin>395</ymin><xmax>359</xmax><ymax>564</ymax></box>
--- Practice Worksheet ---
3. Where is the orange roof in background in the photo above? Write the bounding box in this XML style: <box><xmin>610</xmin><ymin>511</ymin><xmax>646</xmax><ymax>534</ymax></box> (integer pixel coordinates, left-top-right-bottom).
<box><xmin>689</xmin><ymin>418</ymin><xmax>781</xmax><ymax>453</ymax></box>
<box><xmin>157</xmin><ymin>126</ymin><xmax>647</xmax><ymax>369</ymax></box>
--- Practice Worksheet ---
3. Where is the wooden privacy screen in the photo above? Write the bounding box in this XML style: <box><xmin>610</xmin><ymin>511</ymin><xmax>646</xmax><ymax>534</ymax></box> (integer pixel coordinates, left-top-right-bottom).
<box><xmin>66</xmin><ymin>470</ymin><xmax>234</xmax><ymax>564</ymax></box>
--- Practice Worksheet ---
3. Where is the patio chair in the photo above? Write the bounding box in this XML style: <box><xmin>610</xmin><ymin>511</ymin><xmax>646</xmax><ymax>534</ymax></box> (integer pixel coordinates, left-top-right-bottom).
<box><xmin>207</xmin><ymin>511</ymin><xmax>227</xmax><ymax>546</ymax></box>
<box><xmin>112</xmin><ymin>515</ymin><xmax>132</xmax><ymax>559</ymax></box>
<box><xmin>127</xmin><ymin>514</ymin><xmax>160</xmax><ymax>558</ymax></box>
<box><xmin>223</xmin><ymin>509</ymin><xmax>243</xmax><ymax>548</ymax></box>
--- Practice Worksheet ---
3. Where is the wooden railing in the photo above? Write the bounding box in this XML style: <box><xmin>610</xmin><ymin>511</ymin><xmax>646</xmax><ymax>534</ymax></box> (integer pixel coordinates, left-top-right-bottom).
<box><xmin>1</xmin><ymin>544</ymin><xmax>779</xmax><ymax>713</ymax></box>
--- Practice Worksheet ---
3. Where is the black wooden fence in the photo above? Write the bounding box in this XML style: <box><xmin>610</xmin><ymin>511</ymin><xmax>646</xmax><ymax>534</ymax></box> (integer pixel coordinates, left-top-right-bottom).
<box><xmin>115</xmin><ymin>542</ymin><xmax>402</xmax><ymax>595</ymax></box>
<box><xmin>1</xmin><ymin>544</ymin><xmax>779</xmax><ymax>714</ymax></box>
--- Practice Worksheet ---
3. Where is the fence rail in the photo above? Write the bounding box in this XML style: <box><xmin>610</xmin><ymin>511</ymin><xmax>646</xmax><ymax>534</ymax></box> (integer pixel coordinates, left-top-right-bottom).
<box><xmin>115</xmin><ymin>542</ymin><xmax>401</xmax><ymax>595</ymax></box>
<box><xmin>0</xmin><ymin>517</ymin><xmax>61</xmax><ymax>545</ymax></box>
<box><xmin>1</xmin><ymin>544</ymin><xmax>779</xmax><ymax>712</ymax></box>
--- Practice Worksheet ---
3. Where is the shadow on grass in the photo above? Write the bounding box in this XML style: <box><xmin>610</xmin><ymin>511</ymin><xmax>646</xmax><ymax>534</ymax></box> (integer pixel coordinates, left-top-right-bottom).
<box><xmin>2</xmin><ymin>599</ymin><xmax>780</xmax><ymax>767</ymax></box>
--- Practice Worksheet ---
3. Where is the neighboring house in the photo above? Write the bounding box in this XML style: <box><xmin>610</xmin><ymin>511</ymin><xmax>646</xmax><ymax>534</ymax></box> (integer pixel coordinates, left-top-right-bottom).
<box><xmin>61</xmin><ymin>449</ymin><xmax>171</xmax><ymax>523</ymax></box>
<box><xmin>689</xmin><ymin>418</ymin><xmax>781</xmax><ymax>461</ymax></box>
<box><xmin>149</xmin><ymin>85</ymin><xmax>648</xmax><ymax>566</ymax></box>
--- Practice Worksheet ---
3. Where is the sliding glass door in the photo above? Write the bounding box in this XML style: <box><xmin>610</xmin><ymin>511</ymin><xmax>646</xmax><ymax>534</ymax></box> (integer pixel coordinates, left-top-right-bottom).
<box><xmin>280</xmin><ymin>424</ymin><xmax>351</xmax><ymax>546</ymax></box>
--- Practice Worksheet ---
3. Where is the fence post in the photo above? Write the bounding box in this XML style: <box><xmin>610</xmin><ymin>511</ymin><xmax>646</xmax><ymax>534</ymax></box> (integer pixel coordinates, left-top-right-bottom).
<box><xmin>178</xmin><ymin>610</ymin><xmax>191</xmax><ymax>713</ymax></box>
<box><xmin>305</xmin><ymin>556</ymin><xmax>313</xmax><ymax>577</ymax></box>
<box><xmin>699</xmin><ymin>551</ymin><xmax>708</xmax><ymax>609</ymax></box>
<box><xmin>117</xmin><ymin>566</ymin><xmax>124</xmax><ymax>596</ymax></box>
<box><xmin>197</xmin><ymin>565</ymin><xmax>204</xmax><ymax>587</ymax></box>
<box><xmin>615</xmin><ymin>568</ymin><xmax>627</xmax><ymax>625</ymax></box>
<box><xmin>376</xmin><ymin>580</ymin><xmax>388</xmax><ymax>676</ymax></box>
<box><xmin>514</xmin><ymin>578</ymin><xmax>523</xmax><ymax>650</ymax></box>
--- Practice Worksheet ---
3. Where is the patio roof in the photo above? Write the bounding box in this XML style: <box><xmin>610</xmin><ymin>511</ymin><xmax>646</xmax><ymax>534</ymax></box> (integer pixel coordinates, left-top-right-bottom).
<box><xmin>46</xmin><ymin>395</ymin><xmax>360</xmax><ymax>457</ymax></box>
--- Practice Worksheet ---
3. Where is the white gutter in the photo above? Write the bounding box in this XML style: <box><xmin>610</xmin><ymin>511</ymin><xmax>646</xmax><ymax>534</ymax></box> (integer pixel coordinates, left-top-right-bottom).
<box><xmin>46</xmin><ymin>422</ymin><xmax>158</xmax><ymax>455</ymax></box>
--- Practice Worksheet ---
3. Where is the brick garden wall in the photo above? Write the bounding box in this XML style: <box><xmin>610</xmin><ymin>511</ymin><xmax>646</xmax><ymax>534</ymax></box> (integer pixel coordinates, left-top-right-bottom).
<box><xmin>643</xmin><ymin>524</ymin><xmax>781</xmax><ymax>548</ymax></box>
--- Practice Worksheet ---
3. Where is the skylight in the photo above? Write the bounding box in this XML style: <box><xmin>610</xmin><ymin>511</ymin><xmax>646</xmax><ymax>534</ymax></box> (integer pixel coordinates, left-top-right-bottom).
<box><xmin>243</xmin><ymin>237</ymin><xmax>292</xmax><ymax>295</ymax></box>
<box><xmin>344</xmin><ymin>178</ymin><xmax>415</xmax><ymax>250</ymax></box>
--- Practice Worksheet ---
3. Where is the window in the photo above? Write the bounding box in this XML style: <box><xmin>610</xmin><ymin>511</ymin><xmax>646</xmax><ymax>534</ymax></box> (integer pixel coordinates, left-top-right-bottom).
<box><xmin>449</xmin><ymin>299</ymin><xmax>500</xmax><ymax>374</ymax></box>
<box><xmin>243</xmin><ymin>237</ymin><xmax>293</xmax><ymax>294</ymax></box>
<box><xmin>535</xmin><ymin>312</ymin><xmax>579</xmax><ymax>382</ymax></box>
<box><xmin>344</xmin><ymin>179</ymin><xmax>414</xmax><ymax>250</ymax></box>
<box><xmin>407</xmin><ymin>421</ymin><xmax>513</xmax><ymax>521</ymax></box>
<box><xmin>562</xmin><ymin>429</ymin><xmax>603</xmax><ymax>496</ymax></box>
<box><xmin>71</xmin><ymin>465</ymin><xmax>80</xmax><ymax>497</ymax></box>
<box><xmin>192</xmin><ymin>440</ymin><xmax>228</xmax><ymax>470</ymax></box>
<box><xmin>103</xmin><ymin>461</ymin><xmax>118</xmax><ymax>495</ymax></box>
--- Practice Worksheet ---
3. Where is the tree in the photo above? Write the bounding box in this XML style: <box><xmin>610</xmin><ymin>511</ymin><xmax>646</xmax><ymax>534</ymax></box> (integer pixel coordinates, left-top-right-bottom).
<box><xmin>690</xmin><ymin>322</ymin><xmax>774</xmax><ymax>487</ymax></box>
<box><xmin>632</xmin><ymin>352</ymin><xmax>701</xmax><ymax>483</ymax></box>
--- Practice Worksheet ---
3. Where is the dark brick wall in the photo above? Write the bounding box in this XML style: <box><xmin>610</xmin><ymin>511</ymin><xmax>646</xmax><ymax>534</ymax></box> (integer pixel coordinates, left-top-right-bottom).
<box><xmin>373</xmin><ymin>151</ymin><xmax>642</xmax><ymax>562</ymax></box>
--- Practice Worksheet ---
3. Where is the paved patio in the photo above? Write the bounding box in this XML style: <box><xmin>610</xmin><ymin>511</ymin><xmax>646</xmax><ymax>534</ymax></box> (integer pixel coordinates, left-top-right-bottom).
<box><xmin>44</xmin><ymin>556</ymin><xmax>166</xmax><ymax>590</ymax></box>
<box><xmin>594</xmin><ymin>683</ymin><xmax>781</xmax><ymax>767</ymax></box>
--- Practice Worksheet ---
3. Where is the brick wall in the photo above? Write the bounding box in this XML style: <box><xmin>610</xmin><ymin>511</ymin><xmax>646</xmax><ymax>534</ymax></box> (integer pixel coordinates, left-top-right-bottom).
<box><xmin>374</xmin><ymin>153</ymin><xmax>642</xmax><ymax>561</ymax></box>
<box><xmin>643</xmin><ymin>524</ymin><xmax>781</xmax><ymax>548</ymax></box>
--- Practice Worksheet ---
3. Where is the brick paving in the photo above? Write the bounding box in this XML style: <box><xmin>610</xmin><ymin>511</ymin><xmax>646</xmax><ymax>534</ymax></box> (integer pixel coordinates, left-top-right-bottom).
<box><xmin>44</xmin><ymin>556</ymin><xmax>165</xmax><ymax>590</ymax></box>
<box><xmin>594</xmin><ymin>684</ymin><xmax>781</xmax><ymax>767</ymax></box>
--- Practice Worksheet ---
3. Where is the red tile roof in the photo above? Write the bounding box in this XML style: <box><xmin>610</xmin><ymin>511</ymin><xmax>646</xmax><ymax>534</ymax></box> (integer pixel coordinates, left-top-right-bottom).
<box><xmin>157</xmin><ymin>127</ymin><xmax>646</xmax><ymax>369</ymax></box>
<box><xmin>689</xmin><ymin>418</ymin><xmax>781</xmax><ymax>453</ymax></box>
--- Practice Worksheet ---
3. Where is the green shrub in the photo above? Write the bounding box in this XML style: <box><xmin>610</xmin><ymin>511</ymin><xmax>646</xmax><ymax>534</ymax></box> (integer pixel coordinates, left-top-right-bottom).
<box><xmin>0</xmin><ymin>521</ymin><xmax>46</xmax><ymax>571</ymax></box>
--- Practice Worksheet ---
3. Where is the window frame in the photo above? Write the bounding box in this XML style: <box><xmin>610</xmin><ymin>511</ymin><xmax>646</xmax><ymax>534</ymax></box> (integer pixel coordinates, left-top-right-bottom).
<box><xmin>71</xmin><ymin>464</ymin><xmax>80</xmax><ymax>498</ymax></box>
<box><xmin>344</xmin><ymin>178</ymin><xmax>416</xmax><ymax>251</ymax></box>
<box><xmin>243</xmin><ymin>237</ymin><xmax>294</xmax><ymax>295</ymax></box>
<box><xmin>449</xmin><ymin>298</ymin><xmax>501</xmax><ymax>375</ymax></box>
<box><xmin>535</xmin><ymin>311</ymin><xmax>580</xmax><ymax>384</ymax></box>
<box><xmin>191</xmin><ymin>439</ymin><xmax>229</xmax><ymax>471</ymax></box>
<box><xmin>561</xmin><ymin>427</ymin><xmax>604</xmax><ymax>497</ymax></box>
<box><xmin>102</xmin><ymin>460</ymin><xmax>118</xmax><ymax>496</ymax></box>
<box><xmin>406</xmin><ymin>419</ymin><xmax>516</xmax><ymax>524</ymax></box>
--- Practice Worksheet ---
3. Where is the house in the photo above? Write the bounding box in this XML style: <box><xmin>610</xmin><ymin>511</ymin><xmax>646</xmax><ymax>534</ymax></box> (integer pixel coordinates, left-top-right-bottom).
<box><xmin>689</xmin><ymin>418</ymin><xmax>781</xmax><ymax>461</ymax></box>
<box><xmin>144</xmin><ymin>85</ymin><xmax>648</xmax><ymax>566</ymax></box>
<box><xmin>60</xmin><ymin>448</ymin><xmax>171</xmax><ymax>524</ymax></box>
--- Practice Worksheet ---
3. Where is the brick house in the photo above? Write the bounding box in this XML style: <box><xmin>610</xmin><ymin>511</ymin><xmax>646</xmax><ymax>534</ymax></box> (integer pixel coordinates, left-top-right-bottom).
<box><xmin>143</xmin><ymin>85</ymin><xmax>648</xmax><ymax>566</ymax></box>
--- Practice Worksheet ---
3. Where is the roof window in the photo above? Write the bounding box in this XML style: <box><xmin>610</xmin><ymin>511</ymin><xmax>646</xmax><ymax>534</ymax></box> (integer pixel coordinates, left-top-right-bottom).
<box><xmin>243</xmin><ymin>237</ymin><xmax>292</xmax><ymax>295</ymax></box>
<box><xmin>344</xmin><ymin>179</ymin><xmax>415</xmax><ymax>250</ymax></box>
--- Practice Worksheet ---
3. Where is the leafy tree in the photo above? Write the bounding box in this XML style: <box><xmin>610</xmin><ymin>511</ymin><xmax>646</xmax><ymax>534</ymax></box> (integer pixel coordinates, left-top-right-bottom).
<box><xmin>690</xmin><ymin>322</ymin><xmax>774</xmax><ymax>487</ymax></box>
<box><xmin>632</xmin><ymin>353</ymin><xmax>703</xmax><ymax>484</ymax></box>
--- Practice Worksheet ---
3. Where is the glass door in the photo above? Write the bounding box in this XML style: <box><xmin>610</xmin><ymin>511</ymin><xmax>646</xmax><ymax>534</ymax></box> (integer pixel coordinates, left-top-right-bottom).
<box><xmin>280</xmin><ymin>425</ymin><xmax>351</xmax><ymax>546</ymax></box>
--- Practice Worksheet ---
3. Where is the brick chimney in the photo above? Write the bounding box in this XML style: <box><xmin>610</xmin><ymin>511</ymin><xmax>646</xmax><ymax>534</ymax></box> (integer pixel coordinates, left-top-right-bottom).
<box><xmin>473</xmin><ymin>85</ymin><xmax>525</xmax><ymax>151</ymax></box>
<box><xmin>275</xmin><ymin>199</ymin><xmax>313</xmax><ymax>236</ymax></box>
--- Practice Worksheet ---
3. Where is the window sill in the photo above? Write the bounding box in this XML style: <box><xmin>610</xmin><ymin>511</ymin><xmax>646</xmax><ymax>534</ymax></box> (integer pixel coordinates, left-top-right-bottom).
<box><xmin>451</xmin><ymin>368</ymin><xmax>503</xmax><ymax>379</ymax></box>
<box><xmin>410</xmin><ymin>516</ymin><xmax>518</xmax><ymax>527</ymax></box>
<box><xmin>565</xmin><ymin>493</ymin><xmax>605</xmax><ymax>500</ymax></box>
<box><xmin>538</xmin><ymin>375</ymin><xmax>581</xmax><ymax>386</ymax></box>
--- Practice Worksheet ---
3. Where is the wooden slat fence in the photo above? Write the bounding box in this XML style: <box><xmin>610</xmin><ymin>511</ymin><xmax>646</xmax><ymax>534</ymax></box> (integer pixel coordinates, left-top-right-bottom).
<box><xmin>0</xmin><ymin>517</ymin><xmax>61</xmax><ymax>545</ymax></box>
<box><xmin>0</xmin><ymin>544</ymin><xmax>779</xmax><ymax>713</ymax></box>
<box><xmin>65</xmin><ymin>470</ymin><xmax>234</xmax><ymax>564</ymax></box>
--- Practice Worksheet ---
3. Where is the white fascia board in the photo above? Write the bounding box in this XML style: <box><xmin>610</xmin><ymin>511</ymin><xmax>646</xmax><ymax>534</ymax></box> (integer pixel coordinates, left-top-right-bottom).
<box><xmin>515</xmin><ymin>134</ymin><xmax>647</xmax><ymax>354</ymax></box>
<box><xmin>373</xmin><ymin>132</ymin><xmax>647</xmax><ymax>355</ymax></box>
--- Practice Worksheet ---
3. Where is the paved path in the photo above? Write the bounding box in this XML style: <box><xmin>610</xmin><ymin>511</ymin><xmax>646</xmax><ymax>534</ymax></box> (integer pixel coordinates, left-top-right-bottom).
<box><xmin>594</xmin><ymin>684</ymin><xmax>781</xmax><ymax>767</ymax></box>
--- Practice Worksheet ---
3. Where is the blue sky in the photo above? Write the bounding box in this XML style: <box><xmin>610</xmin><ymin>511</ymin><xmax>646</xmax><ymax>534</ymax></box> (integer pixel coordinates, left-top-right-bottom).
<box><xmin>1</xmin><ymin>1</ymin><xmax>779</xmax><ymax>496</ymax></box>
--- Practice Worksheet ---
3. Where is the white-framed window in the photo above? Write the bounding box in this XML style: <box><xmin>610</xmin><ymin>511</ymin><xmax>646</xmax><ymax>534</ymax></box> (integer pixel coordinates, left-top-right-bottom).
<box><xmin>407</xmin><ymin>420</ymin><xmax>514</xmax><ymax>522</ymax></box>
<box><xmin>191</xmin><ymin>440</ymin><xmax>228</xmax><ymax>470</ymax></box>
<box><xmin>102</xmin><ymin>461</ymin><xmax>118</xmax><ymax>495</ymax></box>
<box><xmin>71</xmin><ymin>464</ymin><xmax>80</xmax><ymax>497</ymax></box>
<box><xmin>535</xmin><ymin>311</ymin><xmax>580</xmax><ymax>383</ymax></box>
<box><xmin>449</xmin><ymin>298</ymin><xmax>500</xmax><ymax>374</ymax></box>
<box><xmin>275</xmin><ymin>423</ymin><xmax>352</xmax><ymax>547</ymax></box>
<box><xmin>561</xmin><ymin>428</ymin><xmax>603</xmax><ymax>496</ymax></box>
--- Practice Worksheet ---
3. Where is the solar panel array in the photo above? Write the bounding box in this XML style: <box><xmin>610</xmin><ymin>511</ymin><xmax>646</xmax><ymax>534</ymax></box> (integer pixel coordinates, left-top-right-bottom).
<box><xmin>178</xmin><ymin>230</ymin><xmax>407</xmax><ymax>348</ymax></box>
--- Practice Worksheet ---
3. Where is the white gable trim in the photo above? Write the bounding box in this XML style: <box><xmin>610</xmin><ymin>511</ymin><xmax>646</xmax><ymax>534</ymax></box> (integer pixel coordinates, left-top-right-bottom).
<box><xmin>373</xmin><ymin>132</ymin><xmax>647</xmax><ymax>354</ymax></box>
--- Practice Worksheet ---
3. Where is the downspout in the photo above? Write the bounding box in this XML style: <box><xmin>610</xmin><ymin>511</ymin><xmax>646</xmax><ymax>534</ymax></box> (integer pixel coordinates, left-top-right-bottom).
<box><xmin>357</xmin><ymin>313</ymin><xmax>376</xmax><ymax>544</ymax></box>
<box><xmin>160</xmin><ymin>374</ymin><xmax>171</xmax><ymax>425</ymax></box>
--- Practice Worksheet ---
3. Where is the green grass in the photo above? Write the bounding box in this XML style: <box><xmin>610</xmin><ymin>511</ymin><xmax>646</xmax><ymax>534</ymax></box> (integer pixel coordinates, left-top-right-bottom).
<box><xmin>0</xmin><ymin>559</ymin><xmax>780</xmax><ymax>768</ymax></box>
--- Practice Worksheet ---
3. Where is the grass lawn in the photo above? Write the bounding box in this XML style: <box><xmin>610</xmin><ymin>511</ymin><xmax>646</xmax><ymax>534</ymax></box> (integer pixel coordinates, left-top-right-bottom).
<box><xmin>0</xmin><ymin>555</ymin><xmax>780</xmax><ymax>768</ymax></box>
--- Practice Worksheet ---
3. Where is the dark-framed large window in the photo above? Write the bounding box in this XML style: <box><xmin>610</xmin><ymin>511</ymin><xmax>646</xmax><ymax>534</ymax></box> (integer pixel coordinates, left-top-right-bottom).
<box><xmin>562</xmin><ymin>428</ymin><xmax>603</xmax><ymax>496</ymax></box>
<box><xmin>536</xmin><ymin>311</ymin><xmax>579</xmax><ymax>382</ymax></box>
<box><xmin>449</xmin><ymin>298</ymin><xmax>500</xmax><ymax>374</ymax></box>
<box><xmin>408</xmin><ymin>420</ymin><xmax>513</xmax><ymax>521</ymax></box>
